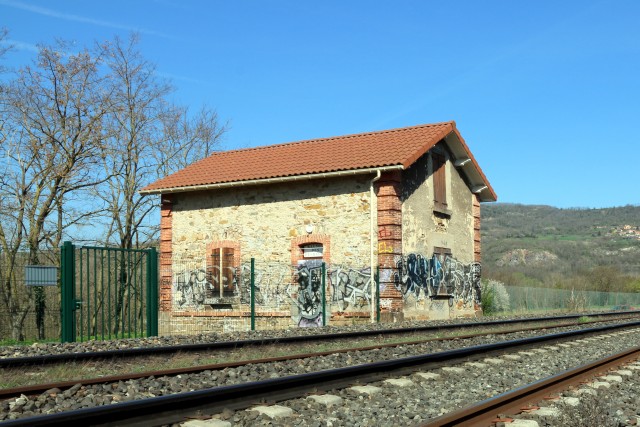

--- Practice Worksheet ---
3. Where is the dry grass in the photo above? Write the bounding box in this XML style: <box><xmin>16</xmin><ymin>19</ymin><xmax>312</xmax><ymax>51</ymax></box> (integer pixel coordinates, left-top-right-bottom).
<box><xmin>553</xmin><ymin>393</ymin><xmax>617</xmax><ymax>427</ymax></box>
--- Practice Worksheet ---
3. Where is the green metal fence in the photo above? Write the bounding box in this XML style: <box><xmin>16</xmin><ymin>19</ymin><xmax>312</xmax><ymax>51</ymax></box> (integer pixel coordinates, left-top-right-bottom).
<box><xmin>504</xmin><ymin>285</ymin><xmax>640</xmax><ymax>313</ymax></box>
<box><xmin>60</xmin><ymin>242</ymin><xmax>158</xmax><ymax>343</ymax></box>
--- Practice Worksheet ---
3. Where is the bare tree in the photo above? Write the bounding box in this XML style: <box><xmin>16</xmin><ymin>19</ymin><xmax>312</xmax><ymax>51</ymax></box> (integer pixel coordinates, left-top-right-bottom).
<box><xmin>0</xmin><ymin>31</ymin><xmax>226</xmax><ymax>340</ymax></box>
<box><xmin>0</xmin><ymin>40</ymin><xmax>112</xmax><ymax>339</ymax></box>
<box><xmin>96</xmin><ymin>35</ymin><xmax>227</xmax><ymax>334</ymax></box>
<box><xmin>98</xmin><ymin>35</ymin><xmax>227</xmax><ymax>250</ymax></box>
<box><xmin>0</xmin><ymin>27</ymin><xmax>11</xmax><ymax>73</ymax></box>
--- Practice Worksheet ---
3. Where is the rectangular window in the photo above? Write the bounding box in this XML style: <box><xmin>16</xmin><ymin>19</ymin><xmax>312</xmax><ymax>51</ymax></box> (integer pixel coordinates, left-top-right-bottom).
<box><xmin>211</xmin><ymin>248</ymin><xmax>235</xmax><ymax>298</ymax></box>
<box><xmin>432</xmin><ymin>152</ymin><xmax>447</xmax><ymax>211</ymax></box>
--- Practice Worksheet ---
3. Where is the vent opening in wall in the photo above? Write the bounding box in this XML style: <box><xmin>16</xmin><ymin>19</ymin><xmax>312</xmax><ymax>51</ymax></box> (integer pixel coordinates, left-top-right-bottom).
<box><xmin>301</xmin><ymin>244</ymin><xmax>323</xmax><ymax>259</ymax></box>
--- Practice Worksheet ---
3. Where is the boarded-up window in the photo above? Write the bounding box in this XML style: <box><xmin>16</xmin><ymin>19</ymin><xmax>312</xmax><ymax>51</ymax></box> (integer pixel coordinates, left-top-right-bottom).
<box><xmin>210</xmin><ymin>248</ymin><xmax>235</xmax><ymax>297</ymax></box>
<box><xmin>432</xmin><ymin>152</ymin><xmax>447</xmax><ymax>211</ymax></box>
<box><xmin>433</xmin><ymin>246</ymin><xmax>452</xmax><ymax>261</ymax></box>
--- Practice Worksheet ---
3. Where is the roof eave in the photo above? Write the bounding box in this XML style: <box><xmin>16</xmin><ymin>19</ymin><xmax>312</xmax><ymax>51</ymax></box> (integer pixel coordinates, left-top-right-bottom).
<box><xmin>139</xmin><ymin>165</ymin><xmax>405</xmax><ymax>195</ymax></box>
<box><xmin>444</xmin><ymin>127</ymin><xmax>498</xmax><ymax>202</ymax></box>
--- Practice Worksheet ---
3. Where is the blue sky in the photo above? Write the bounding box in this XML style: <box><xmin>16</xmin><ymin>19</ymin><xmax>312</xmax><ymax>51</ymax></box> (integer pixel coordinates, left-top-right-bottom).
<box><xmin>2</xmin><ymin>0</ymin><xmax>639</xmax><ymax>208</ymax></box>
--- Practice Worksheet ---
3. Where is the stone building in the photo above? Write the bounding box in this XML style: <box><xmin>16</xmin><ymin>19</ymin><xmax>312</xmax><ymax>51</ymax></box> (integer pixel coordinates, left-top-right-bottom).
<box><xmin>142</xmin><ymin>121</ymin><xmax>496</xmax><ymax>333</ymax></box>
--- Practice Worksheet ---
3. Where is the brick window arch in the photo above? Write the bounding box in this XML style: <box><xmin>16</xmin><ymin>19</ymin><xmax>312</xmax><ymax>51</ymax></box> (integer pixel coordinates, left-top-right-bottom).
<box><xmin>291</xmin><ymin>234</ymin><xmax>330</xmax><ymax>266</ymax></box>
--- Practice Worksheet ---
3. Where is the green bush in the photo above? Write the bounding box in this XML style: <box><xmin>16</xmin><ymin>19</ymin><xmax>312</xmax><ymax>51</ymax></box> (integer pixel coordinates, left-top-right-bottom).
<box><xmin>482</xmin><ymin>279</ymin><xmax>511</xmax><ymax>315</ymax></box>
<box><xmin>481</xmin><ymin>281</ymin><xmax>496</xmax><ymax>315</ymax></box>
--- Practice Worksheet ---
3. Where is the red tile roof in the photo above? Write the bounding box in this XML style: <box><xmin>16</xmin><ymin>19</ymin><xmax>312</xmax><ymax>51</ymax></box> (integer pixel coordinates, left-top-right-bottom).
<box><xmin>142</xmin><ymin>121</ymin><xmax>496</xmax><ymax>201</ymax></box>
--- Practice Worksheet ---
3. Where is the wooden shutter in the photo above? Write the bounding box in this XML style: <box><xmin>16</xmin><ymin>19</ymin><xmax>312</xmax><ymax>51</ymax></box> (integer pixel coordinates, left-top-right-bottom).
<box><xmin>222</xmin><ymin>248</ymin><xmax>235</xmax><ymax>297</ymax></box>
<box><xmin>433</xmin><ymin>153</ymin><xmax>447</xmax><ymax>210</ymax></box>
<box><xmin>211</xmin><ymin>248</ymin><xmax>235</xmax><ymax>297</ymax></box>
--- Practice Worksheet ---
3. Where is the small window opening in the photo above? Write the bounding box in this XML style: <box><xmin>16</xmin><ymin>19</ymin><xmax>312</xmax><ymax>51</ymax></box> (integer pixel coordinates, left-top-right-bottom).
<box><xmin>301</xmin><ymin>243</ymin><xmax>323</xmax><ymax>259</ymax></box>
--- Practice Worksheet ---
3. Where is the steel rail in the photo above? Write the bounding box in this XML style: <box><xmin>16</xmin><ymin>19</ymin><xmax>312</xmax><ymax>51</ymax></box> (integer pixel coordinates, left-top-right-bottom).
<box><xmin>0</xmin><ymin>317</ymin><xmax>620</xmax><ymax>400</ymax></box>
<box><xmin>1</xmin><ymin>310</ymin><xmax>638</xmax><ymax>368</ymax></box>
<box><xmin>421</xmin><ymin>346</ymin><xmax>640</xmax><ymax>427</ymax></box>
<box><xmin>2</xmin><ymin>320</ymin><xmax>640</xmax><ymax>427</ymax></box>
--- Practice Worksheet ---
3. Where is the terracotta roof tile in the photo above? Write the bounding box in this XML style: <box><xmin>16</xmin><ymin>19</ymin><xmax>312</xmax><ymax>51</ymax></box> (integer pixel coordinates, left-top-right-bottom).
<box><xmin>143</xmin><ymin>121</ymin><xmax>454</xmax><ymax>191</ymax></box>
<box><xmin>142</xmin><ymin>121</ymin><xmax>496</xmax><ymax>201</ymax></box>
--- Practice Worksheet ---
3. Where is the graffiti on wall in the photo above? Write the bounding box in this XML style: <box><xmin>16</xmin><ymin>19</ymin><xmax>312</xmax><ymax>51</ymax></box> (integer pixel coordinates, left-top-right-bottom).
<box><xmin>393</xmin><ymin>253</ymin><xmax>440</xmax><ymax>299</ymax></box>
<box><xmin>293</xmin><ymin>261</ymin><xmax>324</xmax><ymax>327</ymax></box>
<box><xmin>393</xmin><ymin>253</ymin><xmax>481</xmax><ymax>307</ymax></box>
<box><xmin>173</xmin><ymin>263</ymin><xmax>239</xmax><ymax>310</ymax></box>
<box><xmin>174</xmin><ymin>268</ymin><xmax>211</xmax><ymax>309</ymax></box>
<box><xmin>171</xmin><ymin>252</ymin><xmax>481</xmax><ymax>319</ymax></box>
<box><xmin>239</xmin><ymin>260</ymin><xmax>325</xmax><ymax>327</ymax></box>
<box><xmin>239</xmin><ymin>263</ymin><xmax>291</xmax><ymax>308</ymax></box>
<box><xmin>327</xmin><ymin>266</ymin><xmax>372</xmax><ymax>310</ymax></box>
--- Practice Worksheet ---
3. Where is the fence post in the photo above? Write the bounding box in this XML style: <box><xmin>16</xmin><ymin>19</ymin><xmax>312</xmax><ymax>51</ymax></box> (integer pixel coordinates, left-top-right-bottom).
<box><xmin>60</xmin><ymin>241</ymin><xmax>75</xmax><ymax>343</ymax></box>
<box><xmin>146</xmin><ymin>247</ymin><xmax>158</xmax><ymax>337</ymax></box>
<box><xmin>250</xmin><ymin>258</ymin><xmax>255</xmax><ymax>331</ymax></box>
<box><xmin>376</xmin><ymin>266</ymin><xmax>380</xmax><ymax>323</ymax></box>
<box><xmin>321</xmin><ymin>262</ymin><xmax>326</xmax><ymax>326</ymax></box>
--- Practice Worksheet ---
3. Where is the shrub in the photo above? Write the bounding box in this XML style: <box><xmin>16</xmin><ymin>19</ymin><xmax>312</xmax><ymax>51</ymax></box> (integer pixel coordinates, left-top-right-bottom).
<box><xmin>481</xmin><ymin>279</ymin><xmax>511</xmax><ymax>314</ymax></box>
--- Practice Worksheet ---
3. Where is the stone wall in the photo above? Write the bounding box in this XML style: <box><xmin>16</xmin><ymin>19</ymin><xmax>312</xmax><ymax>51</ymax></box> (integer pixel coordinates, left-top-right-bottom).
<box><xmin>158</xmin><ymin>158</ymin><xmax>482</xmax><ymax>333</ymax></box>
<box><xmin>401</xmin><ymin>144</ymin><xmax>475</xmax><ymax>263</ymax></box>
<box><xmin>170</xmin><ymin>176</ymin><xmax>373</xmax><ymax>266</ymax></box>
<box><xmin>162</xmin><ymin>175</ymin><xmax>377</xmax><ymax>328</ymax></box>
<box><xmin>399</xmin><ymin>144</ymin><xmax>480</xmax><ymax>319</ymax></box>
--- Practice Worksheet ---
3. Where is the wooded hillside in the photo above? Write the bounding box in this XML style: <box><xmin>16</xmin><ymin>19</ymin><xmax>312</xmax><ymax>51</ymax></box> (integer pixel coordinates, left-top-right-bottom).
<box><xmin>481</xmin><ymin>204</ymin><xmax>640</xmax><ymax>292</ymax></box>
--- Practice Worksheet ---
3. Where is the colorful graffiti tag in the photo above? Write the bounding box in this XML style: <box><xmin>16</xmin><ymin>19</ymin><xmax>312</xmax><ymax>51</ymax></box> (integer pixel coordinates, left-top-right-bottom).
<box><xmin>393</xmin><ymin>253</ymin><xmax>481</xmax><ymax>307</ymax></box>
<box><xmin>171</xmin><ymin>253</ymin><xmax>480</xmax><ymax>319</ymax></box>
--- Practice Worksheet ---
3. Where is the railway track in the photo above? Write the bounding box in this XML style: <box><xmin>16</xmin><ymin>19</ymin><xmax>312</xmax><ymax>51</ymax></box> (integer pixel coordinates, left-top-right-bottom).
<box><xmin>2</xmin><ymin>310</ymin><xmax>638</xmax><ymax>368</ymax></box>
<box><xmin>2</xmin><ymin>311</ymin><xmax>638</xmax><ymax>398</ymax></box>
<box><xmin>422</xmin><ymin>346</ymin><xmax>640</xmax><ymax>427</ymax></box>
<box><xmin>2</xmin><ymin>318</ymin><xmax>640</xmax><ymax>426</ymax></box>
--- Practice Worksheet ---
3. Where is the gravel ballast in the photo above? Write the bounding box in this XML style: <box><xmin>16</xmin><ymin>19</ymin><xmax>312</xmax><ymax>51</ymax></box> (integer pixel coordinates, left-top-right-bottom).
<box><xmin>0</xmin><ymin>311</ymin><xmax>631</xmax><ymax>360</ymax></box>
<box><xmin>202</xmin><ymin>329</ymin><xmax>640</xmax><ymax>427</ymax></box>
<box><xmin>1</xmin><ymin>316</ymin><xmax>639</xmax><ymax>425</ymax></box>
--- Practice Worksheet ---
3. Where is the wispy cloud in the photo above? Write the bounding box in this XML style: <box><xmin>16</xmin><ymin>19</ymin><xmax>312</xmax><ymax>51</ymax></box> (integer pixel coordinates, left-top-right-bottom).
<box><xmin>0</xmin><ymin>0</ymin><xmax>179</xmax><ymax>40</ymax></box>
<box><xmin>0</xmin><ymin>38</ymin><xmax>39</xmax><ymax>53</ymax></box>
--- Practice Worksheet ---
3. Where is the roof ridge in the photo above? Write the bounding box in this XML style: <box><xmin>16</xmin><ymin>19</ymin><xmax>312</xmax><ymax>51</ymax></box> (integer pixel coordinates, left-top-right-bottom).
<box><xmin>206</xmin><ymin>121</ymin><xmax>455</xmax><ymax>158</ymax></box>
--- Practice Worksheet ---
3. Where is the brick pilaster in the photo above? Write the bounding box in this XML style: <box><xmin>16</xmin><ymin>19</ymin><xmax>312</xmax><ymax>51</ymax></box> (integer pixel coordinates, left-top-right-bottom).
<box><xmin>159</xmin><ymin>194</ymin><xmax>173</xmax><ymax>312</ymax></box>
<box><xmin>376</xmin><ymin>171</ymin><xmax>403</xmax><ymax>313</ymax></box>
<box><xmin>472</xmin><ymin>194</ymin><xmax>481</xmax><ymax>262</ymax></box>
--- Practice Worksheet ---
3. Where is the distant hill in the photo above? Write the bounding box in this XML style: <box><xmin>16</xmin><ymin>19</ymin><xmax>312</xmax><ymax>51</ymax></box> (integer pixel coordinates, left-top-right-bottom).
<box><xmin>480</xmin><ymin>204</ymin><xmax>640</xmax><ymax>290</ymax></box>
